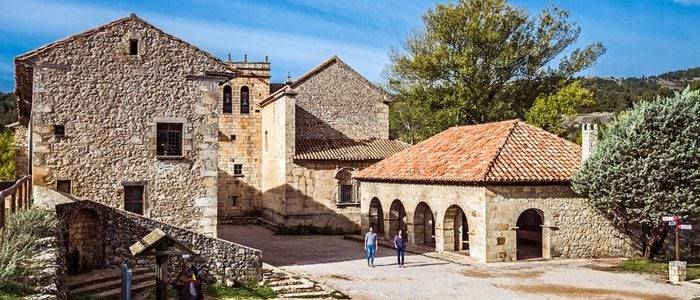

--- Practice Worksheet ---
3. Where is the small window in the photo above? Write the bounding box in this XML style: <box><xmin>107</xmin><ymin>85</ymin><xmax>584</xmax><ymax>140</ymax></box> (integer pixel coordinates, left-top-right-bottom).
<box><xmin>223</xmin><ymin>85</ymin><xmax>232</xmax><ymax>113</ymax></box>
<box><xmin>233</xmin><ymin>164</ymin><xmax>243</xmax><ymax>176</ymax></box>
<box><xmin>240</xmin><ymin>86</ymin><xmax>250</xmax><ymax>114</ymax></box>
<box><xmin>57</xmin><ymin>180</ymin><xmax>71</xmax><ymax>194</ymax></box>
<box><xmin>230</xmin><ymin>134</ymin><xmax>236</xmax><ymax>141</ymax></box>
<box><xmin>335</xmin><ymin>168</ymin><xmax>356</xmax><ymax>203</ymax></box>
<box><xmin>129</xmin><ymin>39</ymin><xmax>138</xmax><ymax>55</ymax></box>
<box><xmin>230</xmin><ymin>195</ymin><xmax>238</xmax><ymax>207</ymax></box>
<box><xmin>54</xmin><ymin>125</ymin><xmax>65</xmax><ymax>137</ymax></box>
<box><xmin>156</xmin><ymin>123</ymin><xmax>183</xmax><ymax>157</ymax></box>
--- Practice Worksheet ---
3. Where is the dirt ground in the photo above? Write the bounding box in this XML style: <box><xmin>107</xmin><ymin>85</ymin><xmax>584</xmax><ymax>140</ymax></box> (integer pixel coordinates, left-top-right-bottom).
<box><xmin>219</xmin><ymin>224</ymin><xmax>700</xmax><ymax>299</ymax></box>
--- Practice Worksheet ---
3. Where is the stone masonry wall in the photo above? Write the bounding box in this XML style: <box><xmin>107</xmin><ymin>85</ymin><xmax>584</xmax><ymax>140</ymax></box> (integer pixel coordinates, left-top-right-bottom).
<box><xmin>485</xmin><ymin>185</ymin><xmax>636</xmax><ymax>262</ymax></box>
<box><xmin>55</xmin><ymin>200</ymin><xmax>262</xmax><ymax>291</ymax></box>
<box><xmin>29</xmin><ymin>17</ymin><xmax>224</xmax><ymax>235</ymax></box>
<box><xmin>11</xmin><ymin>124</ymin><xmax>29</xmax><ymax>178</ymax></box>
<box><xmin>217</xmin><ymin>66</ymin><xmax>268</xmax><ymax>218</ymax></box>
<box><xmin>293</xmin><ymin>60</ymin><xmax>389</xmax><ymax>140</ymax></box>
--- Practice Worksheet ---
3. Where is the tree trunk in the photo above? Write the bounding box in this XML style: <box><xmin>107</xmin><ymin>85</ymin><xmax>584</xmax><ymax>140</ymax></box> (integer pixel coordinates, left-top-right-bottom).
<box><xmin>642</xmin><ymin>225</ymin><xmax>669</xmax><ymax>260</ymax></box>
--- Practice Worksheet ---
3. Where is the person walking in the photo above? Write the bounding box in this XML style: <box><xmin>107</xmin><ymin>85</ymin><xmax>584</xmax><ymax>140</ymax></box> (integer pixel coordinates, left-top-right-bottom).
<box><xmin>394</xmin><ymin>230</ymin><xmax>406</xmax><ymax>268</ymax></box>
<box><xmin>364</xmin><ymin>227</ymin><xmax>378</xmax><ymax>267</ymax></box>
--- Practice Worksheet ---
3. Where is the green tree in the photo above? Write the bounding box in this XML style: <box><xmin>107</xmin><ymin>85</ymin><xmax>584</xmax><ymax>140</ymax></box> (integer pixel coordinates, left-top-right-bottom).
<box><xmin>387</xmin><ymin>0</ymin><xmax>605</xmax><ymax>142</ymax></box>
<box><xmin>0</xmin><ymin>92</ymin><xmax>17</xmax><ymax>128</ymax></box>
<box><xmin>572</xmin><ymin>89</ymin><xmax>700</xmax><ymax>259</ymax></box>
<box><xmin>526</xmin><ymin>81</ymin><xmax>595</xmax><ymax>137</ymax></box>
<box><xmin>0</xmin><ymin>131</ymin><xmax>13</xmax><ymax>181</ymax></box>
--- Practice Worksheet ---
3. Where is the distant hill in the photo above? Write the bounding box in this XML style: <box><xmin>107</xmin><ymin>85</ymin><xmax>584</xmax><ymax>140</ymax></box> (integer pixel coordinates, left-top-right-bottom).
<box><xmin>579</xmin><ymin>67</ymin><xmax>700</xmax><ymax>114</ymax></box>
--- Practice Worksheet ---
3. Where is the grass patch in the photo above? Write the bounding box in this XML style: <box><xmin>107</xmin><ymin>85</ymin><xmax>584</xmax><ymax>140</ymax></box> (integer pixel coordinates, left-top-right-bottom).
<box><xmin>275</xmin><ymin>224</ymin><xmax>358</xmax><ymax>235</ymax></box>
<box><xmin>597</xmin><ymin>257</ymin><xmax>700</xmax><ymax>280</ymax></box>
<box><xmin>204</xmin><ymin>282</ymin><xmax>276</xmax><ymax>299</ymax></box>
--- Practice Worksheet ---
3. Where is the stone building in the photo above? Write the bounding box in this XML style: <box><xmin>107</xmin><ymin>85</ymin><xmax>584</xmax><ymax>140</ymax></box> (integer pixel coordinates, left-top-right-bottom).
<box><xmin>355</xmin><ymin>120</ymin><xmax>635</xmax><ymax>262</ymax></box>
<box><xmin>13</xmin><ymin>14</ymin><xmax>405</xmax><ymax>235</ymax></box>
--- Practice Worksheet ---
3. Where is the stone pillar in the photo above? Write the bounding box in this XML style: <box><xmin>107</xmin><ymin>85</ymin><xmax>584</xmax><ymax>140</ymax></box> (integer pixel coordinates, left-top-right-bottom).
<box><xmin>542</xmin><ymin>225</ymin><xmax>552</xmax><ymax>259</ymax></box>
<box><xmin>669</xmin><ymin>261</ymin><xmax>687</xmax><ymax>284</ymax></box>
<box><xmin>406</xmin><ymin>221</ymin><xmax>416</xmax><ymax>244</ymax></box>
<box><xmin>435</xmin><ymin>222</ymin><xmax>446</xmax><ymax>252</ymax></box>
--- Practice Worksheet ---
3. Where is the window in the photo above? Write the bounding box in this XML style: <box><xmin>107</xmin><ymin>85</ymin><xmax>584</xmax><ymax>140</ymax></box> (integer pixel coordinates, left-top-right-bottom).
<box><xmin>230</xmin><ymin>134</ymin><xmax>236</xmax><ymax>141</ymax></box>
<box><xmin>223</xmin><ymin>85</ymin><xmax>232</xmax><ymax>113</ymax></box>
<box><xmin>54</xmin><ymin>125</ymin><xmax>65</xmax><ymax>137</ymax></box>
<box><xmin>124</xmin><ymin>185</ymin><xmax>144</xmax><ymax>215</ymax></box>
<box><xmin>240</xmin><ymin>86</ymin><xmax>250</xmax><ymax>114</ymax></box>
<box><xmin>230</xmin><ymin>195</ymin><xmax>238</xmax><ymax>207</ymax></box>
<box><xmin>156</xmin><ymin>123</ymin><xmax>183</xmax><ymax>157</ymax></box>
<box><xmin>129</xmin><ymin>39</ymin><xmax>138</xmax><ymax>55</ymax></box>
<box><xmin>233</xmin><ymin>164</ymin><xmax>243</xmax><ymax>176</ymax></box>
<box><xmin>335</xmin><ymin>168</ymin><xmax>356</xmax><ymax>203</ymax></box>
<box><xmin>57</xmin><ymin>180</ymin><xmax>71</xmax><ymax>194</ymax></box>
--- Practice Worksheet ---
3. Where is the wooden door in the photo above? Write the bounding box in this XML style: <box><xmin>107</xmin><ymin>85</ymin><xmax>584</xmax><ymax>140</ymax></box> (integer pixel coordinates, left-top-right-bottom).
<box><xmin>124</xmin><ymin>186</ymin><xmax>144</xmax><ymax>215</ymax></box>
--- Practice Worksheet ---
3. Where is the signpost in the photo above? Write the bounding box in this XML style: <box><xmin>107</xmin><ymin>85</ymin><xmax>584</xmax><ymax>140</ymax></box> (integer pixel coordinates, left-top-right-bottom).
<box><xmin>663</xmin><ymin>216</ymin><xmax>693</xmax><ymax>284</ymax></box>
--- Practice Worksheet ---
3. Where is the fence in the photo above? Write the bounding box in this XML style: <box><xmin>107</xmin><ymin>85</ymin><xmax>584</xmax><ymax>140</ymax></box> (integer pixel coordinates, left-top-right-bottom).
<box><xmin>0</xmin><ymin>175</ymin><xmax>32</xmax><ymax>229</ymax></box>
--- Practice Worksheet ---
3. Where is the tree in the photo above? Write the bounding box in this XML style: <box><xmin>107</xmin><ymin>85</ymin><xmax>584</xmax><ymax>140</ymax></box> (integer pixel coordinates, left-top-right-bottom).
<box><xmin>526</xmin><ymin>81</ymin><xmax>595</xmax><ymax>137</ymax></box>
<box><xmin>0</xmin><ymin>92</ymin><xmax>17</xmax><ymax>128</ymax></box>
<box><xmin>387</xmin><ymin>0</ymin><xmax>605</xmax><ymax>142</ymax></box>
<box><xmin>0</xmin><ymin>131</ymin><xmax>13</xmax><ymax>181</ymax></box>
<box><xmin>572</xmin><ymin>89</ymin><xmax>700</xmax><ymax>259</ymax></box>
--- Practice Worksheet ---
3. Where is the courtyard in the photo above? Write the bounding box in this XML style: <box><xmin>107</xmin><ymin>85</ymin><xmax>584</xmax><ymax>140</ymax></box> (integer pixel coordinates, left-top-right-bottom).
<box><xmin>220</xmin><ymin>224</ymin><xmax>700</xmax><ymax>300</ymax></box>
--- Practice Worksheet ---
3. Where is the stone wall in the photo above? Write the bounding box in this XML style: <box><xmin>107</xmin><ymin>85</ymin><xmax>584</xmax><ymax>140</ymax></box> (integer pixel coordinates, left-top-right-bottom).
<box><xmin>9</xmin><ymin>124</ymin><xmax>29</xmax><ymax>178</ymax></box>
<box><xmin>485</xmin><ymin>185</ymin><xmax>636</xmax><ymax>262</ymax></box>
<box><xmin>217</xmin><ymin>62</ymin><xmax>268</xmax><ymax>218</ymax></box>
<box><xmin>359</xmin><ymin>181</ymin><xmax>636</xmax><ymax>263</ymax></box>
<box><xmin>55</xmin><ymin>200</ymin><xmax>262</xmax><ymax>290</ymax></box>
<box><xmin>28</xmin><ymin>17</ymin><xmax>224</xmax><ymax>236</ymax></box>
<box><xmin>293</xmin><ymin>59</ymin><xmax>389</xmax><ymax>140</ymax></box>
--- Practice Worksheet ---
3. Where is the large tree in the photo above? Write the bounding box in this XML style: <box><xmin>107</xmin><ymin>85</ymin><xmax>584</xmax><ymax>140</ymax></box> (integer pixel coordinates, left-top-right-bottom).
<box><xmin>387</xmin><ymin>0</ymin><xmax>604</xmax><ymax>142</ymax></box>
<box><xmin>572</xmin><ymin>89</ymin><xmax>700</xmax><ymax>259</ymax></box>
<box><xmin>526</xmin><ymin>80</ymin><xmax>595</xmax><ymax>138</ymax></box>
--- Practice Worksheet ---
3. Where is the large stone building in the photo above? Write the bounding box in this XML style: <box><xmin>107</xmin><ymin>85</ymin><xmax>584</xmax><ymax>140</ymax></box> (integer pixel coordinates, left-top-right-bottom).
<box><xmin>12</xmin><ymin>14</ymin><xmax>406</xmax><ymax>236</ymax></box>
<box><xmin>355</xmin><ymin>120</ymin><xmax>636</xmax><ymax>262</ymax></box>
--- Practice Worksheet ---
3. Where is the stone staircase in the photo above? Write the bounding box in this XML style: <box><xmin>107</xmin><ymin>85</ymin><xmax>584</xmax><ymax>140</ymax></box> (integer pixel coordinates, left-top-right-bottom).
<box><xmin>67</xmin><ymin>268</ymin><xmax>155</xmax><ymax>299</ymax></box>
<box><xmin>262</xmin><ymin>264</ymin><xmax>346</xmax><ymax>299</ymax></box>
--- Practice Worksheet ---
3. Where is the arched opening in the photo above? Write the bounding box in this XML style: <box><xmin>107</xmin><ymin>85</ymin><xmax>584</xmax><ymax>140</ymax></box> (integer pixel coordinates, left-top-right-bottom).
<box><xmin>389</xmin><ymin>200</ymin><xmax>406</xmax><ymax>238</ymax></box>
<box><xmin>413</xmin><ymin>202</ymin><xmax>435</xmax><ymax>248</ymax></box>
<box><xmin>335</xmin><ymin>168</ymin><xmax>356</xmax><ymax>204</ymax></box>
<box><xmin>240</xmin><ymin>86</ymin><xmax>250</xmax><ymax>114</ymax></box>
<box><xmin>368</xmin><ymin>198</ymin><xmax>384</xmax><ymax>234</ymax></box>
<box><xmin>223</xmin><ymin>85</ymin><xmax>232</xmax><ymax>113</ymax></box>
<box><xmin>516</xmin><ymin>208</ymin><xmax>544</xmax><ymax>260</ymax></box>
<box><xmin>67</xmin><ymin>209</ymin><xmax>104</xmax><ymax>274</ymax></box>
<box><xmin>443</xmin><ymin>205</ymin><xmax>469</xmax><ymax>254</ymax></box>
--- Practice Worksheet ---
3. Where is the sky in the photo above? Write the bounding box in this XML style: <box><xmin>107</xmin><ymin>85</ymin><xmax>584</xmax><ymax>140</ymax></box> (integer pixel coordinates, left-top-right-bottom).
<box><xmin>1</xmin><ymin>0</ymin><xmax>699</xmax><ymax>91</ymax></box>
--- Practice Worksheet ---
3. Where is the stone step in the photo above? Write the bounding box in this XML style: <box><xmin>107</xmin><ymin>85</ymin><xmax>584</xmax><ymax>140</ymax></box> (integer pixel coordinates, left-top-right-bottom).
<box><xmin>91</xmin><ymin>280</ymin><xmax>155</xmax><ymax>299</ymax></box>
<box><xmin>278</xmin><ymin>290</ymin><xmax>335</xmax><ymax>298</ymax></box>
<box><xmin>68</xmin><ymin>272</ymin><xmax>155</xmax><ymax>297</ymax></box>
<box><xmin>271</xmin><ymin>280</ymin><xmax>315</xmax><ymax>293</ymax></box>
<box><xmin>266</xmin><ymin>278</ymin><xmax>304</xmax><ymax>287</ymax></box>
<box><xmin>68</xmin><ymin>268</ymin><xmax>152</xmax><ymax>289</ymax></box>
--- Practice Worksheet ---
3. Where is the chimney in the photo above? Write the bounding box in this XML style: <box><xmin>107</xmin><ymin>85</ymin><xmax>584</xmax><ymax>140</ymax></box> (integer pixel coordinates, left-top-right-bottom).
<box><xmin>581</xmin><ymin>123</ymin><xmax>598</xmax><ymax>161</ymax></box>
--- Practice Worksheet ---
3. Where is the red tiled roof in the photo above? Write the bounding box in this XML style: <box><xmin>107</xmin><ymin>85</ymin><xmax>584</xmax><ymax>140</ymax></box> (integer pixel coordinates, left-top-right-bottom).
<box><xmin>295</xmin><ymin>139</ymin><xmax>409</xmax><ymax>161</ymax></box>
<box><xmin>355</xmin><ymin>120</ymin><xmax>581</xmax><ymax>184</ymax></box>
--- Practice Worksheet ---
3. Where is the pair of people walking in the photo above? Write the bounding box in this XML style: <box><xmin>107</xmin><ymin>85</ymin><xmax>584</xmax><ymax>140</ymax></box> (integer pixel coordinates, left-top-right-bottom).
<box><xmin>364</xmin><ymin>227</ymin><xmax>407</xmax><ymax>268</ymax></box>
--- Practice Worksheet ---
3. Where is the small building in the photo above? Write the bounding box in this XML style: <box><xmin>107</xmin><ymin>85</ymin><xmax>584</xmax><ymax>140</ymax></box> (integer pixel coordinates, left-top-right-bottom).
<box><xmin>355</xmin><ymin>120</ymin><xmax>635</xmax><ymax>262</ymax></box>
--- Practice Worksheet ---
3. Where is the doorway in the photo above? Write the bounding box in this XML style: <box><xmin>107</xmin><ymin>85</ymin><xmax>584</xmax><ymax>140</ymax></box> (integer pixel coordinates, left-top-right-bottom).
<box><xmin>124</xmin><ymin>185</ymin><xmax>144</xmax><ymax>215</ymax></box>
<box><xmin>516</xmin><ymin>208</ymin><xmax>544</xmax><ymax>260</ymax></box>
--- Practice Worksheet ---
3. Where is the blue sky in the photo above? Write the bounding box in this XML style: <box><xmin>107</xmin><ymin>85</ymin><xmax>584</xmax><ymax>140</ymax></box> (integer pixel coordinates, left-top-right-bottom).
<box><xmin>1</xmin><ymin>0</ymin><xmax>699</xmax><ymax>91</ymax></box>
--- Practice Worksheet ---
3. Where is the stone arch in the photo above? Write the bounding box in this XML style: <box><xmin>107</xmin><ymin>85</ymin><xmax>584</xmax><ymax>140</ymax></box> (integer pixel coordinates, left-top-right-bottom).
<box><xmin>516</xmin><ymin>208</ymin><xmax>544</xmax><ymax>260</ymax></box>
<box><xmin>223</xmin><ymin>85</ymin><xmax>232</xmax><ymax>113</ymax></box>
<box><xmin>389</xmin><ymin>199</ymin><xmax>407</xmax><ymax>238</ymax></box>
<box><xmin>413</xmin><ymin>202</ymin><xmax>435</xmax><ymax>247</ymax></box>
<box><xmin>67</xmin><ymin>208</ymin><xmax>105</xmax><ymax>274</ymax></box>
<box><xmin>443</xmin><ymin>205</ymin><xmax>469</xmax><ymax>253</ymax></box>
<box><xmin>240</xmin><ymin>86</ymin><xmax>250</xmax><ymax>114</ymax></box>
<box><xmin>368</xmin><ymin>197</ymin><xmax>384</xmax><ymax>234</ymax></box>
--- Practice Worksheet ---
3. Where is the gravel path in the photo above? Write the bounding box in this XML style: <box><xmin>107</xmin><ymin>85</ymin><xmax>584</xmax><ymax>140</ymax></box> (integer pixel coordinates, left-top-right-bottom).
<box><xmin>220</xmin><ymin>224</ymin><xmax>700</xmax><ymax>299</ymax></box>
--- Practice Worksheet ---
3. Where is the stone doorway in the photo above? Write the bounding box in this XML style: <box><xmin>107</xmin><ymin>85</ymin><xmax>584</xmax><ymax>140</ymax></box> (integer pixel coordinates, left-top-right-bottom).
<box><xmin>389</xmin><ymin>200</ymin><xmax>406</xmax><ymax>238</ymax></box>
<box><xmin>443</xmin><ymin>205</ymin><xmax>469</xmax><ymax>254</ymax></box>
<box><xmin>516</xmin><ymin>208</ymin><xmax>544</xmax><ymax>260</ymax></box>
<box><xmin>368</xmin><ymin>197</ymin><xmax>384</xmax><ymax>234</ymax></box>
<box><xmin>413</xmin><ymin>202</ymin><xmax>435</xmax><ymax>248</ymax></box>
<box><xmin>67</xmin><ymin>209</ymin><xmax>104</xmax><ymax>274</ymax></box>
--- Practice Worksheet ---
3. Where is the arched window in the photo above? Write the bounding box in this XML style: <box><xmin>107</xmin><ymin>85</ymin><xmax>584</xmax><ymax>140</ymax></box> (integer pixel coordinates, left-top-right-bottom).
<box><xmin>240</xmin><ymin>86</ymin><xmax>250</xmax><ymax>114</ymax></box>
<box><xmin>223</xmin><ymin>85</ymin><xmax>232</xmax><ymax>113</ymax></box>
<box><xmin>335</xmin><ymin>168</ymin><xmax>356</xmax><ymax>203</ymax></box>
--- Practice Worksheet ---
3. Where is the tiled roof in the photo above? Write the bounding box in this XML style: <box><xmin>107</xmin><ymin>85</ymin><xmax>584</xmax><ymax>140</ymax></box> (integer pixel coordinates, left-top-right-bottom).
<box><xmin>295</xmin><ymin>139</ymin><xmax>409</xmax><ymax>161</ymax></box>
<box><xmin>269</xmin><ymin>83</ymin><xmax>286</xmax><ymax>94</ymax></box>
<box><xmin>355</xmin><ymin>120</ymin><xmax>581</xmax><ymax>184</ymax></box>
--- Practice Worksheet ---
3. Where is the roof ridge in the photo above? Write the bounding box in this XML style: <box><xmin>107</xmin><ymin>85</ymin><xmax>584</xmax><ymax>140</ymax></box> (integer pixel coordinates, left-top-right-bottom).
<box><xmin>481</xmin><ymin>119</ymin><xmax>519</xmax><ymax>180</ymax></box>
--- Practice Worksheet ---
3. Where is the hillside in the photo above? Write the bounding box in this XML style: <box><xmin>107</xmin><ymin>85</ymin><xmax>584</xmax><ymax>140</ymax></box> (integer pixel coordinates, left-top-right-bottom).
<box><xmin>579</xmin><ymin>67</ymin><xmax>700</xmax><ymax>113</ymax></box>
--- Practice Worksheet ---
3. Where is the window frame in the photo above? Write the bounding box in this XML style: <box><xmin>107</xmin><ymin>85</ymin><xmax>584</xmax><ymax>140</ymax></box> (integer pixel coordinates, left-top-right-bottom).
<box><xmin>233</xmin><ymin>164</ymin><xmax>243</xmax><ymax>177</ymax></box>
<box><xmin>156</xmin><ymin>122</ymin><xmax>184</xmax><ymax>159</ymax></box>
<box><xmin>223</xmin><ymin>85</ymin><xmax>233</xmax><ymax>113</ymax></box>
<box><xmin>56</xmin><ymin>179</ymin><xmax>71</xmax><ymax>194</ymax></box>
<box><xmin>128</xmin><ymin>39</ymin><xmax>139</xmax><ymax>56</ymax></box>
<box><xmin>240</xmin><ymin>86</ymin><xmax>250</xmax><ymax>114</ymax></box>
<box><xmin>54</xmin><ymin>124</ymin><xmax>65</xmax><ymax>137</ymax></box>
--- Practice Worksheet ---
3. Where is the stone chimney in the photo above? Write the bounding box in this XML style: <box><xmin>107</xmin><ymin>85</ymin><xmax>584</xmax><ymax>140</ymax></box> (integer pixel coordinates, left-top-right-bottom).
<box><xmin>581</xmin><ymin>123</ymin><xmax>598</xmax><ymax>161</ymax></box>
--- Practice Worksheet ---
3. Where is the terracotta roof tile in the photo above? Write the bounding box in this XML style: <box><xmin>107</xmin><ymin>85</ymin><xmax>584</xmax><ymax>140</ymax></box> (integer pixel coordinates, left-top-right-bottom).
<box><xmin>295</xmin><ymin>139</ymin><xmax>409</xmax><ymax>161</ymax></box>
<box><xmin>355</xmin><ymin>120</ymin><xmax>581</xmax><ymax>184</ymax></box>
